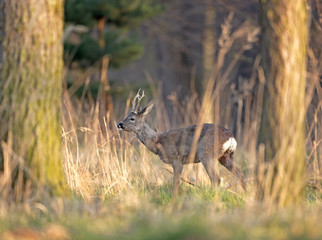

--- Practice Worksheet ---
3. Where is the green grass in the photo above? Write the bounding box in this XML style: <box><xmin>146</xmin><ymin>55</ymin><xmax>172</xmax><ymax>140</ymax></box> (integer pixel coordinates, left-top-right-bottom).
<box><xmin>1</xmin><ymin>186</ymin><xmax>321</xmax><ymax>240</ymax></box>
<box><xmin>142</xmin><ymin>184</ymin><xmax>245</xmax><ymax>209</ymax></box>
<box><xmin>306</xmin><ymin>187</ymin><xmax>322</xmax><ymax>205</ymax></box>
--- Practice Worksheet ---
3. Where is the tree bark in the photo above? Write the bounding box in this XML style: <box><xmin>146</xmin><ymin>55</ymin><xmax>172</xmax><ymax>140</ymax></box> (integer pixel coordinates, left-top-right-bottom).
<box><xmin>257</xmin><ymin>0</ymin><xmax>308</xmax><ymax>207</ymax></box>
<box><xmin>0</xmin><ymin>0</ymin><xmax>67</xmax><ymax>196</ymax></box>
<box><xmin>202</xmin><ymin>1</ymin><xmax>216</xmax><ymax>86</ymax></box>
<box><xmin>97</xmin><ymin>17</ymin><xmax>114</xmax><ymax>129</ymax></box>
<box><xmin>202</xmin><ymin>0</ymin><xmax>216</xmax><ymax>123</ymax></box>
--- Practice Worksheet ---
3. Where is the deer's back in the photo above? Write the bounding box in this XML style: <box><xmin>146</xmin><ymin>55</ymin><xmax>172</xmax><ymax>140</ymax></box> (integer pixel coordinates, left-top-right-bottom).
<box><xmin>157</xmin><ymin>124</ymin><xmax>234</xmax><ymax>164</ymax></box>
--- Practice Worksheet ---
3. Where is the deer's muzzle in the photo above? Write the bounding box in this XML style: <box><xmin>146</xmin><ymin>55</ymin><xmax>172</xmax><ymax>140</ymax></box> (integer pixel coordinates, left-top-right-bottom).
<box><xmin>117</xmin><ymin>122</ymin><xmax>124</xmax><ymax>130</ymax></box>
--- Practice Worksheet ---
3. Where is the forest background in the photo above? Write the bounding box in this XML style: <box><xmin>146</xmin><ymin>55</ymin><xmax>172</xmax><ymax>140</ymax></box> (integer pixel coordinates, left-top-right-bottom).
<box><xmin>0</xmin><ymin>0</ymin><xmax>321</xmax><ymax>239</ymax></box>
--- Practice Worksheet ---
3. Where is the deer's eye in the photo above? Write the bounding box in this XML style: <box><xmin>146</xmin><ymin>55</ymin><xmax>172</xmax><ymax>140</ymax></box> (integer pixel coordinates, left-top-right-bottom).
<box><xmin>130</xmin><ymin>118</ymin><xmax>135</xmax><ymax>122</ymax></box>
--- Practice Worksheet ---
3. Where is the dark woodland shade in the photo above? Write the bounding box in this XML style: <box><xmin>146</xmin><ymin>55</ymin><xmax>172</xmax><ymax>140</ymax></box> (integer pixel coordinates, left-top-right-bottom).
<box><xmin>64</xmin><ymin>31</ymin><xmax>143</xmax><ymax>68</ymax></box>
<box><xmin>65</xmin><ymin>0</ymin><xmax>163</xmax><ymax>27</ymax></box>
<box><xmin>64</xmin><ymin>0</ymin><xmax>162</xmax><ymax>68</ymax></box>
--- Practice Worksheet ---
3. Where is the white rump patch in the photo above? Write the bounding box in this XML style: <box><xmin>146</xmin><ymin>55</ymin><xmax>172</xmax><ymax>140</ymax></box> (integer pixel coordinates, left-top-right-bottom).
<box><xmin>222</xmin><ymin>137</ymin><xmax>237</xmax><ymax>152</ymax></box>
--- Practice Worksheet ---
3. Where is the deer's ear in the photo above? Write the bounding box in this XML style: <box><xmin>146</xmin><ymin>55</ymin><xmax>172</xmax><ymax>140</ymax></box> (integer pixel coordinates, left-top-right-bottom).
<box><xmin>138</xmin><ymin>102</ymin><xmax>154</xmax><ymax>117</ymax></box>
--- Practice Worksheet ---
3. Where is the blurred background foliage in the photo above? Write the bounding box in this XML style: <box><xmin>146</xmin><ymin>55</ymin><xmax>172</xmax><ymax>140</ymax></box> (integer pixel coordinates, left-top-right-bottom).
<box><xmin>63</xmin><ymin>0</ymin><xmax>321</xmax><ymax>130</ymax></box>
<box><xmin>64</xmin><ymin>0</ymin><xmax>163</xmax><ymax>69</ymax></box>
<box><xmin>65</xmin><ymin>0</ymin><xmax>162</xmax><ymax>27</ymax></box>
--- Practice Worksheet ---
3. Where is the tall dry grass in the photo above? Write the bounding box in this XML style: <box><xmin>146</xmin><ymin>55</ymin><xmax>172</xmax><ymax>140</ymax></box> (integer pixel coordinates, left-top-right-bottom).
<box><xmin>60</xmin><ymin>15</ymin><xmax>259</xmax><ymax>202</ymax></box>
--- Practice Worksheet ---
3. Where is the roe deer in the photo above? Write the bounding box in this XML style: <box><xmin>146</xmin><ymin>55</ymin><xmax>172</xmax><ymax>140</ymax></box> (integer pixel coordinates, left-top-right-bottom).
<box><xmin>117</xmin><ymin>89</ymin><xmax>246</xmax><ymax>194</ymax></box>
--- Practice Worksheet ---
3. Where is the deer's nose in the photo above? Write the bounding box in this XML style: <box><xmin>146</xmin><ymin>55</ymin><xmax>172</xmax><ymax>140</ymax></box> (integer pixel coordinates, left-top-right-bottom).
<box><xmin>117</xmin><ymin>122</ymin><xmax>124</xmax><ymax>129</ymax></box>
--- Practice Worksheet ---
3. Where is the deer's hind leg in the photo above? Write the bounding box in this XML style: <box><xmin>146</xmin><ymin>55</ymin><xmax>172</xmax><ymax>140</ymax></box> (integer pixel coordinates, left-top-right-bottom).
<box><xmin>218</xmin><ymin>152</ymin><xmax>246</xmax><ymax>190</ymax></box>
<box><xmin>171</xmin><ymin>160</ymin><xmax>183</xmax><ymax>195</ymax></box>
<box><xmin>199</xmin><ymin>155</ymin><xmax>220</xmax><ymax>187</ymax></box>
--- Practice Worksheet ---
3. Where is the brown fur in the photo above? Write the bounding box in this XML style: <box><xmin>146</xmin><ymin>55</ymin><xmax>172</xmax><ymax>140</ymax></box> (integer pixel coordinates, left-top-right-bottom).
<box><xmin>117</xmin><ymin>103</ymin><xmax>246</xmax><ymax>194</ymax></box>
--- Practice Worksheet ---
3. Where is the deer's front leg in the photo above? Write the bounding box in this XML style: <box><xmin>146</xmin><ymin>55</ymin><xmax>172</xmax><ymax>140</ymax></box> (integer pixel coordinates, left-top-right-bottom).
<box><xmin>171</xmin><ymin>160</ymin><xmax>183</xmax><ymax>195</ymax></box>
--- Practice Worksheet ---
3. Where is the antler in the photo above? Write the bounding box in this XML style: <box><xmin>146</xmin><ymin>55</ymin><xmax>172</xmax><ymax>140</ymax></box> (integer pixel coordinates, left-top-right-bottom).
<box><xmin>132</xmin><ymin>88</ymin><xmax>145</xmax><ymax>113</ymax></box>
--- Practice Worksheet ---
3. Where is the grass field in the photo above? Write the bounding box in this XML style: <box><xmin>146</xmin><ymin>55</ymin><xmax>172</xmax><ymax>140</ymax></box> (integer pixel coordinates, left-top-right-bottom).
<box><xmin>0</xmin><ymin>185</ymin><xmax>321</xmax><ymax>239</ymax></box>
<box><xmin>1</xmin><ymin>92</ymin><xmax>321</xmax><ymax>239</ymax></box>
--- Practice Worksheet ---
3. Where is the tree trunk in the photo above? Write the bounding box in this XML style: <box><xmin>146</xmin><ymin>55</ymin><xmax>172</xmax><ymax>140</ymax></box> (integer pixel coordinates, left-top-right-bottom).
<box><xmin>97</xmin><ymin>17</ymin><xmax>114</xmax><ymax>129</ymax></box>
<box><xmin>202</xmin><ymin>1</ymin><xmax>216</xmax><ymax>86</ymax></box>
<box><xmin>202</xmin><ymin>0</ymin><xmax>216</xmax><ymax>123</ymax></box>
<box><xmin>0</xmin><ymin>0</ymin><xmax>67</xmax><ymax>196</ymax></box>
<box><xmin>257</xmin><ymin>0</ymin><xmax>308</xmax><ymax>207</ymax></box>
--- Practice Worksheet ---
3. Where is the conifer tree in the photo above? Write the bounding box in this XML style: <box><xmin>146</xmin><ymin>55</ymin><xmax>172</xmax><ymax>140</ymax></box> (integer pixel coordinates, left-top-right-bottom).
<box><xmin>64</xmin><ymin>0</ymin><xmax>162</xmax><ymax>68</ymax></box>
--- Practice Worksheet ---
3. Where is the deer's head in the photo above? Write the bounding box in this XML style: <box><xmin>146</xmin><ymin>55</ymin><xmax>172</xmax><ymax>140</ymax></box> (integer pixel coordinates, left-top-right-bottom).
<box><xmin>117</xmin><ymin>89</ymin><xmax>153</xmax><ymax>133</ymax></box>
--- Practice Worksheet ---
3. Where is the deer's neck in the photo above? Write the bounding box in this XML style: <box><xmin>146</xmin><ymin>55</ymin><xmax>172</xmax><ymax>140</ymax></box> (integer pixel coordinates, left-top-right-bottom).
<box><xmin>136</xmin><ymin>123</ymin><xmax>160</xmax><ymax>154</ymax></box>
